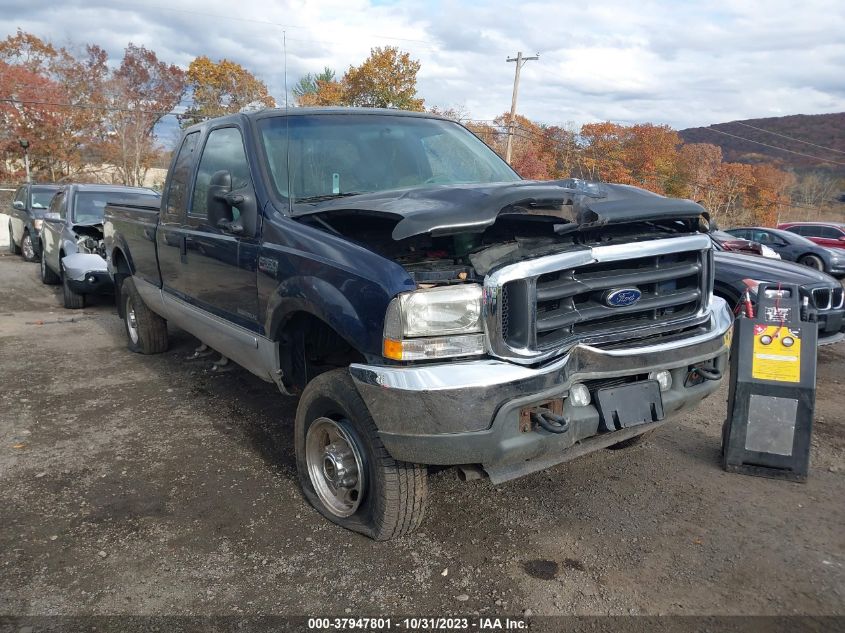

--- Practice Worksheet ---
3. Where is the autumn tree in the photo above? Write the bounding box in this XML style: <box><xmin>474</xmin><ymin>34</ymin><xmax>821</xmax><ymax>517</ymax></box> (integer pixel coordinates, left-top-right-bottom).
<box><xmin>747</xmin><ymin>164</ymin><xmax>795</xmax><ymax>225</ymax></box>
<box><xmin>342</xmin><ymin>47</ymin><xmax>424</xmax><ymax>110</ymax></box>
<box><xmin>180</xmin><ymin>56</ymin><xmax>275</xmax><ymax>127</ymax></box>
<box><xmin>0</xmin><ymin>31</ymin><xmax>108</xmax><ymax>181</ymax></box>
<box><xmin>676</xmin><ymin>143</ymin><xmax>723</xmax><ymax>201</ymax></box>
<box><xmin>577</xmin><ymin>122</ymin><xmax>632</xmax><ymax>184</ymax></box>
<box><xmin>0</xmin><ymin>60</ymin><xmax>64</xmax><ymax>180</ymax></box>
<box><xmin>293</xmin><ymin>67</ymin><xmax>335</xmax><ymax>102</ymax></box>
<box><xmin>101</xmin><ymin>44</ymin><xmax>185</xmax><ymax>186</ymax></box>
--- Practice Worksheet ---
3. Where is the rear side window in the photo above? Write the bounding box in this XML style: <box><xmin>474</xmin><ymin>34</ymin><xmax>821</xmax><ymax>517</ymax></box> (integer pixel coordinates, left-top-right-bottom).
<box><xmin>784</xmin><ymin>225</ymin><xmax>805</xmax><ymax>236</ymax></box>
<box><xmin>164</xmin><ymin>132</ymin><xmax>200</xmax><ymax>219</ymax></box>
<box><xmin>49</xmin><ymin>191</ymin><xmax>66</xmax><ymax>219</ymax></box>
<box><xmin>30</xmin><ymin>188</ymin><xmax>57</xmax><ymax>209</ymax></box>
<box><xmin>190</xmin><ymin>127</ymin><xmax>251</xmax><ymax>221</ymax></box>
<box><xmin>817</xmin><ymin>226</ymin><xmax>841</xmax><ymax>239</ymax></box>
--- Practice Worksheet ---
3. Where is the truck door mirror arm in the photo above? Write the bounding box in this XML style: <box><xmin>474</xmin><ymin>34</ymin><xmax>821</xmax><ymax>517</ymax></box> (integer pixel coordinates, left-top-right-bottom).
<box><xmin>207</xmin><ymin>169</ymin><xmax>258</xmax><ymax>238</ymax></box>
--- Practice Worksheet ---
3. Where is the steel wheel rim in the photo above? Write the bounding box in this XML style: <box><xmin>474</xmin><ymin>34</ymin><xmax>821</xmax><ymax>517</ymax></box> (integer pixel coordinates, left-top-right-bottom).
<box><xmin>22</xmin><ymin>234</ymin><xmax>33</xmax><ymax>259</ymax></box>
<box><xmin>126</xmin><ymin>296</ymin><xmax>139</xmax><ymax>344</ymax></box>
<box><xmin>305</xmin><ymin>417</ymin><xmax>365</xmax><ymax>518</ymax></box>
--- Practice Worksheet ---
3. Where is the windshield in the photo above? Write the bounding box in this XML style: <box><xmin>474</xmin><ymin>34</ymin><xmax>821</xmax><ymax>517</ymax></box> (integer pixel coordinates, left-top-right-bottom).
<box><xmin>30</xmin><ymin>188</ymin><xmax>57</xmax><ymax>209</ymax></box>
<box><xmin>73</xmin><ymin>191</ymin><xmax>158</xmax><ymax>224</ymax></box>
<box><xmin>258</xmin><ymin>114</ymin><xmax>520</xmax><ymax>203</ymax></box>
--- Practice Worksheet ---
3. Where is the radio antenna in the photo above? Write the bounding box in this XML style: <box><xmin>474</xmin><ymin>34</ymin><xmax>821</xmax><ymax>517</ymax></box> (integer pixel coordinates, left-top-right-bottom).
<box><xmin>283</xmin><ymin>29</ymin><xmax>293</xmax><ymax>214</ymax></box>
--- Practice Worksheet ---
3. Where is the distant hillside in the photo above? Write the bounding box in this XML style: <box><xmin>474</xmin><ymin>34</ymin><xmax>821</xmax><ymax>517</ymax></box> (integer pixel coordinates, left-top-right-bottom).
<box><xmin>680</xmin><ymin>112</ymin><xmax>845</xmax><ymax>176</ymax></box>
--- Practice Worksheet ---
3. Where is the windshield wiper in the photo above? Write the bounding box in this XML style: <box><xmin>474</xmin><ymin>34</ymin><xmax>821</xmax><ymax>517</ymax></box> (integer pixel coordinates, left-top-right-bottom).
<box><xmin>295</xmin><ymin>192</ymin><xmax>368</xmax><ymax>203</ymax></box>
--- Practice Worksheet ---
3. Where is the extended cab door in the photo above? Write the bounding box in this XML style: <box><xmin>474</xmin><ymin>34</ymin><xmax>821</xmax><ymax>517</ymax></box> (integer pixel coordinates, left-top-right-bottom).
<box><xmin>171</xmin><ymin>125</ymin><xmax>261</xmax><ymax>330</ymax></box>
<box><xmin>158</xmin><ymin>131</ymin><xmax>200</xmax><ymax>293</ymax></box>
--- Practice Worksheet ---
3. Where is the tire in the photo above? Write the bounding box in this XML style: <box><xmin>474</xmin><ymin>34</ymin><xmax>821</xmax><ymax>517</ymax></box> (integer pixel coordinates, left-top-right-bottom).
<box><xmin>799</xmin><ymin>255</ymin><xmax>824</xmax><ymax>271</ymax></box>
<box><xmin>21</xmin><ymin>231</ymin><xmax>37</xmax><ymax>262</ymax></box>
<box><xmin>61</xmin><ymin>264</ymin><xmax>85</xmax><ymax>309</ymax></box>
<box><xmin>121</xmin><ymin>277</ymin><xmax>168</xmax><ymax>354</ymax></box>
<box><xmin>8</xmin><ymin>223</ymin><xmax>20</xmax><ymax>255</ymax></box>
<box><xmin>40</xmin><ymin>247</ymin><xmax>60</xmax><ymax>284</ymax></box>
<box><xmin>295</xmin><ymin>368</ymin><xmax>428</xmax><ymax>540</ymax></box>
<box><xmin>606</xmin><ymin>430</ymin><xmax>653</xmax><ymax>450</ymax></box>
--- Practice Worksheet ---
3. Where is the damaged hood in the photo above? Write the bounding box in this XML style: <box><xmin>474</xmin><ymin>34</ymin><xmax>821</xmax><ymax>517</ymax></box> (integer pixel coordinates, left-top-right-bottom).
<box><xmin>292</xmin><ymin>179</ymin><xmax>707</xmax><ymax>240</ymax></box>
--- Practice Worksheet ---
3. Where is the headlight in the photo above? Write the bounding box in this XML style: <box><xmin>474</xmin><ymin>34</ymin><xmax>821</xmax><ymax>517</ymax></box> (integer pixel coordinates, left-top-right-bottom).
<box><xmin>383</xmin><ymin>285</ymin><xmax>485</xmax><ymax>360</ymax></box>
<box><xmin>32</xmin><ymin>219</ymin><xmax>43</xmax><ymax>231</ymax></box>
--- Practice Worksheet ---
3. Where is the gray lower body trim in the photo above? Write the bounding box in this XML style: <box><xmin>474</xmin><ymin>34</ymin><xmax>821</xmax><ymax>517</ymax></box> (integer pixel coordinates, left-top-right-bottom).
<box><xmin>133</xmin><ymin>278</ymin><xmax>285</xmax><ymax>392</ymax></box>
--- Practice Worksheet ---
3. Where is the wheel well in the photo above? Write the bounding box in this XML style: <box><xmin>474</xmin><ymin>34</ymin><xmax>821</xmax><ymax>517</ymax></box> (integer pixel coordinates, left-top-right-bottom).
<box><xmin>714</xmin><ymin>284</ymin><xmax>741</xmax><ymax>310</ymax></box>
<box><xmin>112</xmin><ymin>249</ymin><xmax>131</xmax><ymax>317</ymax></box>
<box><xmin>277</xmin><ymin>312</ymin><xmax>366</xmax><ymax>394</ymax></box>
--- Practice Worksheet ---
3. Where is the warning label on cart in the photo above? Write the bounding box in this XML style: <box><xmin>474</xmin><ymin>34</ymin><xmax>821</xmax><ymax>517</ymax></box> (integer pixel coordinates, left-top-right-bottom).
<box><xmin>752</xmin><ymin>325</ymin><xmax>801</xmax><ymax>383</ymax></box>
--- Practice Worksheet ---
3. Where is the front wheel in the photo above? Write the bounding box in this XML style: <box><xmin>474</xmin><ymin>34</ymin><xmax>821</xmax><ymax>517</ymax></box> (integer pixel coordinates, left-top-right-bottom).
<box><xmin>40</xmin><ymin>248</ymin><xmax>60</xmax><ymax>284</ymax></box>
<box><xmin>21</xmin><ymin>231</ymin><xmax>37</xmax><ymax>262</ymax></box>
<box><xmin>799</xmin><ymin>254</ymin><xmax>825</xmax><ymax>271</ymax></box>
<box><xmin>121</xmin><ymin>277</ymin><xmax>168</xmax><ymax>354</ymax></box>
<box><xmin>61</xmin><ymin>265</ymin><xmax>85</xmax><ymax>309</ymax></box>
<box><xmin>295</xmin><ymin>369</ymin><xmax>428</xmax><ymax>540</ymax></box>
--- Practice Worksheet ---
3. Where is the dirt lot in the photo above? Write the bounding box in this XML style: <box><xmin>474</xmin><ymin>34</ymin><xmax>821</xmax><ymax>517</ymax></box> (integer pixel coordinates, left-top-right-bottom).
<box><xmin>1</xmin><ymin>252</ymin><xmax>843</xmax><ymax>619</ymax></box>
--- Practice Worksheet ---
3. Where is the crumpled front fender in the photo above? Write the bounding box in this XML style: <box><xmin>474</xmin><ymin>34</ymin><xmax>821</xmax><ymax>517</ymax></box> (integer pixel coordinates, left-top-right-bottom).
<box><xmin>62</xmin><ymin>253</ymin><xmax>107</xmax><ymax>281</ymax></box>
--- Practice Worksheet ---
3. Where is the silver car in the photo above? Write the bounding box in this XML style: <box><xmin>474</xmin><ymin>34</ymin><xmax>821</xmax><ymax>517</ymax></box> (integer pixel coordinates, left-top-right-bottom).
<box><xmin>39</xmin><ymin>183</ymin><xmax>160</xmax><ymax>309</ymax></box>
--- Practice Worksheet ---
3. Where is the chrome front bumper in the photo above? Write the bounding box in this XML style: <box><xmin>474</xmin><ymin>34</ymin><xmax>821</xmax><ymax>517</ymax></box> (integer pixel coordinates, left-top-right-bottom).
<box><xmin>350</xmin><ymin>296</ymin><xmax>733</xmax><ymax>482</ymax></box>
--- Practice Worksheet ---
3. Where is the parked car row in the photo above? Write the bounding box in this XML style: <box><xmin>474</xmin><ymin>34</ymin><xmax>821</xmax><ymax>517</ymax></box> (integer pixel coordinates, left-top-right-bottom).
<box><xmin>8</xmin><ymin>182</ymin><xmax>160</xmax><ymax>308</ymax></box>
<box><xmin>725</xmin><ymin>226</ymin><xmax>845</xmax><ymax>275</ymax></box>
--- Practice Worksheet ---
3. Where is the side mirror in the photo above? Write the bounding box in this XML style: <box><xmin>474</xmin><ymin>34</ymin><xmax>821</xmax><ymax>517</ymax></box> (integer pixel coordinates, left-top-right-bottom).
<box><xmin>207</xmin><ymin>170</ymin><xmax>233</xmax><ymax>227</ymax></box>
<box><xmin>206</xmin><ymin>169</ymin><xmax>258</xmax><ymax>237</ymax></box>
<box><xmin>13</xmin><ymin>200</ymin><xmax>24</xmax><ymax>210</ymax></box>
<box><xmin>838</xmin><ymin>236</ymin><xmax>845</xmax><ymax>242</ymax></box>
<box><xmin>44</xmin><ymin>212</ymin><xmax>61</xmax><ymax>222</ymax></box>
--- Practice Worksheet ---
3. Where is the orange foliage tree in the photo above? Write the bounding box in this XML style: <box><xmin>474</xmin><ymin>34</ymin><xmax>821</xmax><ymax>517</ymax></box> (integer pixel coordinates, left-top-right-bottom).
<box><xmin>180</xmin><ymin>56</ymin><xmax>275</xmax><ymax>127</ymax></box>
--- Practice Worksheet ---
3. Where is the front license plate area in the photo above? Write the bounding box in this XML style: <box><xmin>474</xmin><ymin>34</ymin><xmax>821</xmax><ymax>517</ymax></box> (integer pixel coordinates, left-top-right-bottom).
<box><xmin>595</xmin><ymin>380</ymin><xmax>665</xmax><ymax>431</ymax></box>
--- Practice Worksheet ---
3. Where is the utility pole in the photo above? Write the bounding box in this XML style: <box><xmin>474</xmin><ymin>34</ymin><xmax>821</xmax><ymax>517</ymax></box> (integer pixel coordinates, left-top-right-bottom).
<box><xmin>19</xmin><ymin>139</ymin><xmax>31</xmax><ymax>183</ymax></box>
<box><xmin>505</xmin><ymin>51</ymin><xmax>539</xmax><ymax>164</ymax></box>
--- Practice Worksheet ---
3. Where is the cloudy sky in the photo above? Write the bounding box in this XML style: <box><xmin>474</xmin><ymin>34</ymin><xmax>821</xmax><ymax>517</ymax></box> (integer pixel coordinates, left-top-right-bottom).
<box><xmin>2</xmin><ymin>0</ymin><xmax>843</xmax><ymax>136</ymax></box>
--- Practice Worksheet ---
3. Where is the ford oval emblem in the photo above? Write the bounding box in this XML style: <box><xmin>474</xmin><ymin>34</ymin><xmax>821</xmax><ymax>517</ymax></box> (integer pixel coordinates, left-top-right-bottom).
<box><xmin>605</xmin><ymin>288</ymin><xmax>642</xmax><ymax>308</ymax></box>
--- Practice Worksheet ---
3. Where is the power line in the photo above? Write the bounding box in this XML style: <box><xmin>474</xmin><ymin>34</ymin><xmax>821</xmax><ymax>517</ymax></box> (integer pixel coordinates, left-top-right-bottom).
<box><xmin>703</xmin><ymin>126</ymin><xmax>845</xmax><ymax>167</ymax></box>
<box><xmin>731</xmin><ymin>120</ymin><xmax>845</xmax><ymax>156</ymax></box>
<box><xmin>127</xmin><ymin>2</ymin><xmax>438</xmax><ymax>49</ymax></box>
<box><xmin>0</xmin><ymin>97</ymin><xmax>181</xmax><ymax>116</ymax></box>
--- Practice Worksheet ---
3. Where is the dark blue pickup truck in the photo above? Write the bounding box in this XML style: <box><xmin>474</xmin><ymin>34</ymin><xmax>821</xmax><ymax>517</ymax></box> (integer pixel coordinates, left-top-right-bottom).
<box><xmin>104</xmin><ymin>107</ymin><xmax>733</xmax><ymax>540</ymax></box>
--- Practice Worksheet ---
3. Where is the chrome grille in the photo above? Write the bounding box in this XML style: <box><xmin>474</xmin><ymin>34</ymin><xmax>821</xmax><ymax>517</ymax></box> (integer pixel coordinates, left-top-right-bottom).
<box><xmin>483</xmin><ymin>235</ymin><xmax>712</xmax><ymax>364</ymax></box>
<box><xmin>812</xmin><ymin>287</ymin><xmax>844</xmax><ymax>311</ymax></box>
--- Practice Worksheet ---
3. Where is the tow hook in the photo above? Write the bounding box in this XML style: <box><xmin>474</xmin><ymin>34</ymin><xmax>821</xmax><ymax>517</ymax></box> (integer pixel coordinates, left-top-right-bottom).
<box><xmin>685</xmin><ymin>364</ymin><xmax>722</xmax><ymax>387</ymax></box>
<box><xmin>530</xmin><ymin>407</ymin><xmax>571</xmax><ymax>434</ymax></box>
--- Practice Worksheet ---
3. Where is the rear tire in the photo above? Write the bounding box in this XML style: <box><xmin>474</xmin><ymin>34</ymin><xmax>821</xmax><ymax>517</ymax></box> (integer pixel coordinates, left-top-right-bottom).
<box><xmin>606</xmin><ymin>430</ymin><xmax>653</xmax><ymax>450</ymax></box>
<box><xmin>121</xmin><ymin>277</ymin><xmax>168</xmax><ymax>354</ymax></box>
<box><xmin>40</xmin><ymin>248</ymin><xmax>60</xmax><ymax>285</ymax></box>
<box><xmin>61</xmin><ymin>265</ymin><xmax>85</xmax><ymax>309</ymax></box>
<box><xmin>799</xmin><ymin>254</ymin><xmax>824</xmax><ymax>271</ymax></box>
<box><xmin>21</xmin><ymin>231</ymin><xmax>37</xmax><ymax>262</ymax></box>
<box><xmin>8</xmin><ymin>223</ymin><xmax>20</xmax><ymax>255</ymax></box>
<box><xmin>295</xmin><ymin>368</ymin><xmax>428</xmax><ymax>540</ymax></box>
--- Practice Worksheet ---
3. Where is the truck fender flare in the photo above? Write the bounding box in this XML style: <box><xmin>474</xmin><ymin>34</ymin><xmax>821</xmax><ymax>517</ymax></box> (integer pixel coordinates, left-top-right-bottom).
<box><xmin>109</xmin><ymin>238</ymin><xmax>136</xmax><ymax>276</ymax></box>
<box><xmin>267</xmin><ymin>275</ymin><xmax>375</xmax><ymax>355</ymax></box>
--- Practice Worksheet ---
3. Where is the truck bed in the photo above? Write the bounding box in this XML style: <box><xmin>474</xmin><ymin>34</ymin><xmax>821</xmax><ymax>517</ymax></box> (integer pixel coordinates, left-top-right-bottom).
<box><xmin>103</xmin><ymin>201</ymin><xmax>162</xmax><ymax>288</ymax></box>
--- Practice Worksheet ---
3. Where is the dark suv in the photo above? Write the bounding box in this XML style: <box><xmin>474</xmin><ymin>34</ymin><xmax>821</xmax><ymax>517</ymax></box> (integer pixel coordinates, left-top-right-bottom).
<box><xmin>7</xmin><ymin>183</ymin><xmax>61</xmax><ymax>261</ymax></box>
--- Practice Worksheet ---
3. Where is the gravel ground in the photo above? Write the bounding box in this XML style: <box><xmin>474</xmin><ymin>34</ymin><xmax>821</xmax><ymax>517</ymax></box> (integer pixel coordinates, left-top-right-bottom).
<box><xmin>0</xmin><ymin>252</ymin><xmax>843</xmax><ymax>618</ymax></box>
